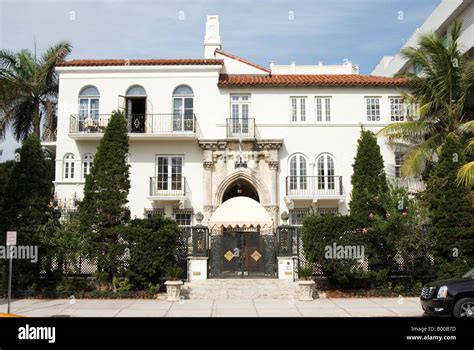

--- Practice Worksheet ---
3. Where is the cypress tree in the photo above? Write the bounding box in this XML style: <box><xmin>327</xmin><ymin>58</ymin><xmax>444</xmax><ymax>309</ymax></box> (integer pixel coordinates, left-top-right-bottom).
<box><xmin>1</xmin><ymin>135</ymin><xmax>53</xmax><ymax>289</ymax></box>
<box><xmin>424</xmin><ymin>134</ymin><xmax>474</xmax><ymax>278</ymax></box>
<box><xmin>79</xmin><ymin>111</ymin><xmax>130</xmax><ymax>282</ymax></box>
<box><xmin>349</xmin><ymin>129</ymin><xmax>389</xmax><ymax>225</ymax></box>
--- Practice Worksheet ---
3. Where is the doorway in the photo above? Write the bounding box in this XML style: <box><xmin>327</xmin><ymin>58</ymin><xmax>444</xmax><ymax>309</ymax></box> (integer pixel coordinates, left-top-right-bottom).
<box><xmin>220</xmin><ymin>230</ymin><xmax>265</xmax><ymax>278</ymax></box>
<box><xmin>127</xmin><ymin>97</ymin><xmax>146</xmax><ymax>133</ymax></box>
<box><xmin>222</xmin><ymin>179</ymin><xmax>259</xmax><ymax>203</ymax></box>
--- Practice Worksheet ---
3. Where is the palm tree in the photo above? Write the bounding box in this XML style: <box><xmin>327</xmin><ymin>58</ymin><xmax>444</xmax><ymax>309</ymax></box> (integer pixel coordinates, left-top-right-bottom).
<box><xmin>457</xmin><ymin>120</ymin><xmax>474</xmax><ymax>186</ymax></box>
<box><xmin>0</xmin><ymin>41</ymin><xmax>72</xmax><ymax>141</ymax></box>
<box><xmin>377</xmin><ymin>21</ymin><xmax>474</xmax><ymax>178</ymax></box>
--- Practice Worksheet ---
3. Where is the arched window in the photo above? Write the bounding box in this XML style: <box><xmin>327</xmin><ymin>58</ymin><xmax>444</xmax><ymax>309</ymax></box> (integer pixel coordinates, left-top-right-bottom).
<box><xmin>126</xmin><ymin>85</ymin><xmax>147</xmax><ymax>96</ymax></box>
<box><xmin>78</xmin><ymin>86</ymin><xmax>100</xmax><ymax>131</ymax></box>
<box><xmin>172</xmin><ymin>85</ymin><xmax>194</xmax><ymax>132</ymax></box>
<box><xmin>64</xmin><ymin>153</ymin><xmax>76</xmax><ymax>180</ymax></box>
<box><xmin>289</xmin><ymin>154</ymin><xmax>307</xmax><ymax>191</ymax></box>
<box><xmin>82</xmin><ymin>153</ymin><xmax>94</xmax><ymax>178</ymax></box>
<box><xmin>316</xmin><ymin>154</ymin><xmax>335</xmax><ymax>190</ymax></box>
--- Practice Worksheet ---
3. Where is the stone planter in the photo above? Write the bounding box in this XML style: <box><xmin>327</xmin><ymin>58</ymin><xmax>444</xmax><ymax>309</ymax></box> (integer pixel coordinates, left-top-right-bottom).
<box><xmin>298</xmin><ymin>280</ymin><xmax>316</xmax><ymax>301</ymax></box>
<box><xmin>165</xmin><ymin>280</ymin><xmax>183</xmax><ymax>301</ymax></box>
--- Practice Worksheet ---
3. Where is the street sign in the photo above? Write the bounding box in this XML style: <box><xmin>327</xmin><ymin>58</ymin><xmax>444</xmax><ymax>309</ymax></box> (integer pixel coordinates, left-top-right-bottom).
<box><xmin>6</xmin><ymin>231</ymin><xmax>17</xmax><ymax>246</ymax></box>
<box><xmin>6</xmin><ymin>231</ymin><xmax>17</xmax><ymax>314</ymax></box>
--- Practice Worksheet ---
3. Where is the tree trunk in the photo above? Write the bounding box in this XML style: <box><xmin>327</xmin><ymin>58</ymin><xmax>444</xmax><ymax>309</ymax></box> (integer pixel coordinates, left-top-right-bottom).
<box><xmin>33</xmin><ymin>103</ymin><xmax>41</xmax><ymax>138</ymax></box>
<box><xmin>34</xmin><ymin>122</ymin><xmax>41</xmax><ymax>138</ymax></box>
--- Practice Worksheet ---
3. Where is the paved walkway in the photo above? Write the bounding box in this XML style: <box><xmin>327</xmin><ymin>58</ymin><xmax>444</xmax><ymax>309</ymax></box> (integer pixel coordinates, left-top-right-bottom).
<box><xmin>0</xmin><ymin>297</ymin><xmax>422</xmax><ymax>317</ymax></box>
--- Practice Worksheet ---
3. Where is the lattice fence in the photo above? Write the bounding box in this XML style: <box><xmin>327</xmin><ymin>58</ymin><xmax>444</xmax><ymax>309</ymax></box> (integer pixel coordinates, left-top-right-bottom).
<box><xmin>41</xmin><ymin>229</ymin><xmax>195</xmax><ymax>277</ymax></box>
<box><xmin>296</xmin><ymin>227</ymin><xmax>433</xmax><ymax>277</ymax></box>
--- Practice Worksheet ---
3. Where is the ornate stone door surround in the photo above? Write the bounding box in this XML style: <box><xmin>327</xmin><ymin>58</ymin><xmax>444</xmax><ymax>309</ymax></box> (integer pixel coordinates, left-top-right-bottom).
<box><xmin>199</xmin><ymin>139</ymin><xmax>283</xmax><ymax>227</ymax></box>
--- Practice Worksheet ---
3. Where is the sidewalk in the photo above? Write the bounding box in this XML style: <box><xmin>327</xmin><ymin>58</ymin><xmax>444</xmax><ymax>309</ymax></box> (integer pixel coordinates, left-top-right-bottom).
<box><xmin>0</xmin><ymin>297</ymin><xmax>422</xmax><ymax>317</ymax></box>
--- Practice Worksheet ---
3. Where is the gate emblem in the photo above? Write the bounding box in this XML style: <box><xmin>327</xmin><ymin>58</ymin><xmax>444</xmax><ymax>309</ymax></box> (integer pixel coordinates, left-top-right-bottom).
<box><xmin>224</xmin><ymin>250</ymin><xmax>234</xmax><ymax>261</ymax></box>
<box><xmin>251</xmin><ymin>250</ymin><xmax>262</xmax><ymax>262</ymax></box>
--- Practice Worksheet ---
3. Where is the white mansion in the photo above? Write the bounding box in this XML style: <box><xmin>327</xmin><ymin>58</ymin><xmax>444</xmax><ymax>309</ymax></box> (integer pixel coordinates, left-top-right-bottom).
<box><xmin>47</xmin><ymin>15</ymin><xmax>415</xmax><ymax>232</ymax></box>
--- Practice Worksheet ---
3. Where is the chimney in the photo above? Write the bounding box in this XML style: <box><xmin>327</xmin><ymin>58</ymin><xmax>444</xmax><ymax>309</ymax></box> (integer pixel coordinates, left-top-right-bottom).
<box><xmin>269</xmin><ymin>61</ymin><xmax>275</xmax><ymax>73</ymax></box>
<box><xmin>290</xmin><ymin>61</ymin><xmax>296</xmax><ymax>74</ymax></box>
<box><xmin>204</xmin><ymin>15</ymin><xmax>221</xmax><ymax>58</ymax></box>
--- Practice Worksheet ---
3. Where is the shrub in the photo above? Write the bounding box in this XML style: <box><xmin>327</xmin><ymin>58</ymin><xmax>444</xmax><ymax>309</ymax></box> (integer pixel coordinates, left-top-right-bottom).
<box><xmin>368</xmin><ymin>185</ymin><xmax>434</xmax><ymax>284</ymax></box>
<box><xmin>39</xmin><ymin>218</ymin><xmax>84</xmax><ymax>277</ymax></box>
<box><xmin>302</xmin><ymin>214</ymin><xmax>368</xmax><ymax>288</ymax></box>
<box><xmin>165</xmin><ymin>265</ymin><xmax>184</xmax><ymax>281</ymax></box>
<box><xmin>123</xmin><ymin>215</ymin><xmax>180</xmax><ymax>289</ymax></box>
<box><xmin>93</xmin><ymin>271</ymin><xmax>110</xmax><ymax>291</ymax></box>
<box><xmin>297</xmin><ymin>266</ymin><xmax>313</xmax><ymax>280</ymax></box>
<box><xmin>113</xmin><ymin>277</ymin><xmax>133</xmax><ymax>292</ymax></box>
<box><xmin>146</xmin><ymin>283</ymin><xmax>161</xmax><ymax>295</ymax></box>
<box><xmin>55</xmin><ymin>278</ymin><xmax>90</xmax><ymax>292</ymax></box>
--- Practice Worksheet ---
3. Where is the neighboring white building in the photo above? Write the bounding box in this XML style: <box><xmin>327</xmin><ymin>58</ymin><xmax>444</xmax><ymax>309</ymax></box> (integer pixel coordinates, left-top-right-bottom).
<box><xmin>372</xmin><ymin>0</ymin><xmax>474</xmax><ymax>76</ymax></box>
<box><xmin>46</xmin><ymin>15</ymin><xmax>416</xmax><ymax>277</ymax></box>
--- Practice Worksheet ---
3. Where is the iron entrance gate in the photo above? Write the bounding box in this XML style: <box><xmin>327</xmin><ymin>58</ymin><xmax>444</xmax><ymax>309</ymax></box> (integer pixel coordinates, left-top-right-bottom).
<box><xmin>210</xmin><ymin>229</ymin><xmax>275</xmax><ymax>278</ymax></box>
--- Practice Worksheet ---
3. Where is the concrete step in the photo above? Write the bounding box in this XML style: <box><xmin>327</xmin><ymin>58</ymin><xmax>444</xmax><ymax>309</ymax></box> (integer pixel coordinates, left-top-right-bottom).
<box><xmin>183</xmin><ymin>279</ymin><xmax>300</xmax><ymax>299</ymax></box>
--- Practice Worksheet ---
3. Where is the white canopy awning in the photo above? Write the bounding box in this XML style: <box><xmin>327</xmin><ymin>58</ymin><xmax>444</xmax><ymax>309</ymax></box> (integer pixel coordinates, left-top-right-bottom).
<box><xmin>208</xmin><ymin>197</ymin><xmax>273</xmax><ymax>229</ymax></box>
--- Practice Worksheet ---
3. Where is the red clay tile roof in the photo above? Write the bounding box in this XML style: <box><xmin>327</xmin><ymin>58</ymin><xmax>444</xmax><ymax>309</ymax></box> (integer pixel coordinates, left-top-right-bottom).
<box><xmin>218</xmin><ymin>74</ymin><xmax>408</xmax><ymax>87</ymax></box>
<box><xmin>215</xmin><ymin>50</ymin><xmax>271</xmax><ymax>73</ymax></box>
<box><xmin>57</xmin><ymin>59</ymin><xmax>224</xmax><ymax>67</ymax></box>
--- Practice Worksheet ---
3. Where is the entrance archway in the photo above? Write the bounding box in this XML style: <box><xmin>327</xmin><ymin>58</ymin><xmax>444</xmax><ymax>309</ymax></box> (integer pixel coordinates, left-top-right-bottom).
<box><xmin>222</xmin><ymin>178</ymin><xmax>259</xmax><ymax>203</ymax></box>
<box><xmin>208</xmin><ymin>197</ymin><xmax>275</xmax><ymax>278</ymax></box>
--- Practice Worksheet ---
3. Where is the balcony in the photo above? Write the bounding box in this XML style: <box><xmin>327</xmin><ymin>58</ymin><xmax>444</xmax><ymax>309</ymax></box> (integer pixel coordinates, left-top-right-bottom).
<box><xmin>226</xmin><ymin>118</ymin><xmax>255</xmax><ymax>139</ymax></box>
<box><xmin>148</xmin><ymin>176</ymin><xmax>187</xmax><ymax>201</ymax></box>
<box><xmin>285</xmin><ymin>176</ymin><xmax>345</xmax><ymax>200</ymax></box>
<box><xmin>390</xmin><ymin>177</ymin><xmax>426</xmax><ymax>193</ymax></box>
<box><xmin>41</xmin><ymin>129</ymin><xmax>57</xmax><ymax>151</ymax></box>
<box><xmin>69</xmin><ymin>114</ymin><xmax>197</xmax><ymax>140</ymax></box>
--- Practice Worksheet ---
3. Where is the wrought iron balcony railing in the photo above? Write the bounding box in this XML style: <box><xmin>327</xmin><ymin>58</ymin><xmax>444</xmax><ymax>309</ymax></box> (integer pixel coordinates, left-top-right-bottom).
<box><xmin>69</xmin><ymin>113</ymin><xmax>196</xmax><ymax>134</ymax></box>
<box><xmin>286</xmin><ymin>176</ymin><xmax>344</xmax><ymax>196</ymax></box>
<box><xmin>41</xmin><ymin>129</ymin><xmax>57</xmax><ymax>142</ymax></box>
<box><xmin>390</xmin><ymin>177</ymin><xmax>426</xmax><ymax>192</ymax></box>
<box><xmin>149</xmin><ymin>176</ymin><xmax>186</xmax><ymax>197</ymax></box>
<box><xmin>226</xmin><ymin>118</ymin><xmax>255</xmax><ymax>138</ymax></box>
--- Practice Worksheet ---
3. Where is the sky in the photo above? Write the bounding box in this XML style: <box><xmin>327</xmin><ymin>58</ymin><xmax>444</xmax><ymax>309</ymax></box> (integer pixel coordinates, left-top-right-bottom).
<box><xmin>0</xmin><ymin>0</ymin><xmax>441</xmax><ymax>160</ymax></box>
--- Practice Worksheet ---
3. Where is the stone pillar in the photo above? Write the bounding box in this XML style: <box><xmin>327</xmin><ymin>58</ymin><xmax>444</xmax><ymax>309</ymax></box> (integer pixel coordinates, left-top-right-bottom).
<box><xmin>277</xmin><ymin>257</ymin><xmax>295</xmax><ymax>280</ymax></box>
<box><xmin>268</xmin><ymin>160</ymin><xmax>279</xmax><ymax>226</ymax></box>
<box><xmin>188</xmin><ymin>257</ymin><xmax>208</xmax><ymax>280</ymax></box>
<box><xmin>202</xmin><ymin>148</ymin><xmax>214</xmax><ymax>224</ymax></box>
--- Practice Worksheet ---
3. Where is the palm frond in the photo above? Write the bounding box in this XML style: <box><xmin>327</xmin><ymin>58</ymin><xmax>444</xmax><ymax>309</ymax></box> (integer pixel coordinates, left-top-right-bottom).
<box><xmin>456</xmin><ymin>161</ymin><xmax>474</xmax><ymax>187</ymax></box>
<box><xmin>377</xmin><ymin>120</ymin><xmax>432</xmax><ymax>141</ymax></box>
<box><xmin>465</xmin><ymin>138</ymin><xmax>474</xmax><ymax>154</ymax></box>
<box><xmin>38</xmin><ymin>41</ymin><xmax>71</xmax><ymax>91</ymax></box>
<box><xmin>5</xmin><ymin>95</ymin><xmax>36</xmax><ymax>141</ymax></box>
<box><xmin>402</xmin><ymin>134</ymin><xmax>444</xmax><ymax>176</ymax></box>
<box><xmin>459</xmin><ymin>120</ymin><xmax>474</xmax><ymax>133</ymax></box>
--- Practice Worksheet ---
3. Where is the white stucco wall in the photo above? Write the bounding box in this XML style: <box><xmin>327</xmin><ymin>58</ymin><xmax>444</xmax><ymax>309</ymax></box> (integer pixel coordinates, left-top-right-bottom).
<box><xmin>53</xmin><ymin>63</ymin><xmax>404</xmax><ymax>221</ymax></box>
<box><xmin>54</xmin><ymin>65</ymin><xmax>222</xmax><ymax>218</ymax></box>
<box><xmin>216</xmin><ymin>86</ymin><xmax>404</xmax><ymax>215</ymax></box>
